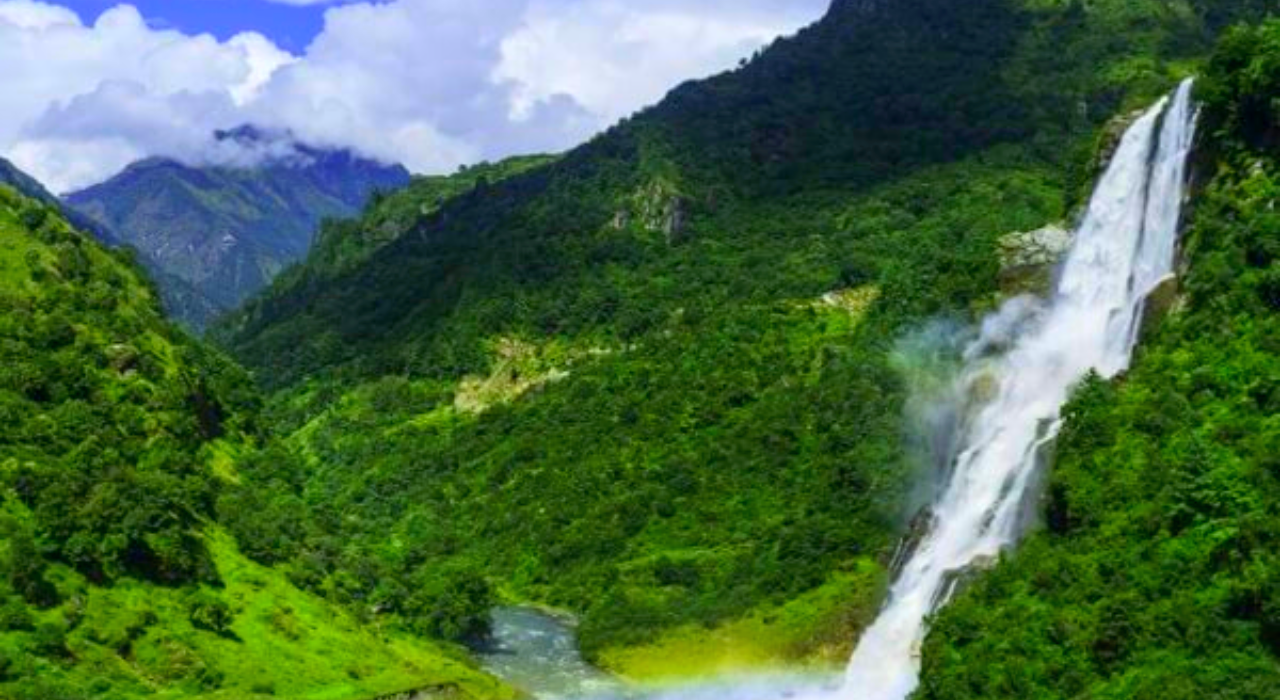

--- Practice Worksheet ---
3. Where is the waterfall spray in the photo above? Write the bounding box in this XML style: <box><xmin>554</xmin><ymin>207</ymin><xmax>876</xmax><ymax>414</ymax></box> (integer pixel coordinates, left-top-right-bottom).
<box><xmin>842</xmin><ymin>80</ymin><xmax>1198</xmax><ymax>700</ymax></box>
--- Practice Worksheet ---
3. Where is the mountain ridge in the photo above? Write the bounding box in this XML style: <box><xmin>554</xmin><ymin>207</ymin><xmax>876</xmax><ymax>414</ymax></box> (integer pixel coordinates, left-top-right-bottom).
<box><xmin>65</xmin><ymin>129</ymin><xmax>411</xmax><ymax>329</ymax></box>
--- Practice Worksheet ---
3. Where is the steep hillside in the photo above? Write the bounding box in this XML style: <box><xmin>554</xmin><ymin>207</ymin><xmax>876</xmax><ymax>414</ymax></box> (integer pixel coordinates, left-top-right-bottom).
<box><xmin>0</xmin><ymin>182</ymin><xmax>509</xmax><ymax>699</ymax></box>
<box><xmin>66</xmin><ymin>127</ymin><xmax>410</xmax><ymax>329</ymax></box>
<box><xmin>918</xmin><ymin>20</ymin><xmax>1280</xmax><ymax>699</ymax></box>
<box><xmin>288</xmin><ymin>155</ymin><xmax>557</xmax><ymax>281</ymax></box>
<box><xmin>215</xmin><ymin>0</ymin><xmax>1271</xmax><ymax>672</ymax></box>
<box><xmin>1</xmin><ymin>156</ymin><xmax>118</xmax><ymax>247</ymax></box>
<box><xmin>0</xmin><ymin>157</ymin><xmax>224</xmax><ymax>330</ymax></box>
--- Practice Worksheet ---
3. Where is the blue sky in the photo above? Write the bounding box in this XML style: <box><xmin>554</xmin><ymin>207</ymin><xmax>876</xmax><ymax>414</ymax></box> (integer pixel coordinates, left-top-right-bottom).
<box><xmin>0</xmin><ymin>0</ymin><xmax>827</xmax><ymax>192</ymax></box>
<box><xmin>56</xmin><ymin>0</ymin><xmax>333</xmax><ymax>51</ymax></box>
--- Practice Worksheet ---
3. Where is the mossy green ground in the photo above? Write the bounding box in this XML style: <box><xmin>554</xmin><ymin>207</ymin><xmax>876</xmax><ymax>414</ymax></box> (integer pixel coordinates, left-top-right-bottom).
<box><xmin>2</xmin><ymin>530</ymin><xmax>514</xmax><ymax>700</ymax></box>
<box><xmin>597</xmin><ymin>560</ymin><xmax>885</xmax><ymax>683</ymax></box>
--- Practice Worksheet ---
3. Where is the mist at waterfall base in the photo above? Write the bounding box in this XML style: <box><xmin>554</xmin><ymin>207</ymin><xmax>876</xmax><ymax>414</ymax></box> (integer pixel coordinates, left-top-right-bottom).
<box><xmin>486</xmin><ymin>82</ymin><xmax>1197</xmax><ymax>700</ymax></box>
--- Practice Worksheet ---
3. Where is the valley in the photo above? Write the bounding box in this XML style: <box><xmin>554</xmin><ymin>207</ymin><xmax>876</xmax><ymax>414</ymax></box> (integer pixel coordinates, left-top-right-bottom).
<box><xmin>1</xmin><ymin>1</ymin><xmax>1279</xmax><ymax>699</ymax></box>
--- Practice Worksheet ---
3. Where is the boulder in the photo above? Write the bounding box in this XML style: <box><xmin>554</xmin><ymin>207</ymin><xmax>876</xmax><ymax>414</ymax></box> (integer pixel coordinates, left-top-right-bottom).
<box><xmin>998</xmin><ymin>224</ymin><xmax>1072</xmax><ymax>294</ymax></box>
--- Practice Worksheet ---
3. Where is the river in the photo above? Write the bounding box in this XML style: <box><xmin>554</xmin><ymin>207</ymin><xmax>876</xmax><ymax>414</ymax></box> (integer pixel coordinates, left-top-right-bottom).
<box><xmin>477</xmin><ymin>607</ymin><xmax>841</xmax><ymax>700</ymax></box>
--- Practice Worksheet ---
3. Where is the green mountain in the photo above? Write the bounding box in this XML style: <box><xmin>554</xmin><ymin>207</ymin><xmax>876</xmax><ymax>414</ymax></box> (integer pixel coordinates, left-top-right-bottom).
<box><xmin>0</xmin><ymin>180</ymin><xmax>510</xmax><ymax>699</ymax></box>
<box><xmin>918</xmin><ymin>20</ymin><xmax>1280</xmax><ymax>698</ymax></box>
<box><xmin>279</xmin><ymin>155</ymin><xmax>558</xmax><ymax>288</ymax></box>
<box><xmin>7</xmin><ymin>0</ymin><xmax>1280</xmax><ymax>696</ymax></box>
<box><xmin>66</xmin><ymin>128</ymin><xmax>410</xmax><ymax>331</ymax></box>
<box><xmin>0</xmin><ymin>158</ymin><xmax>61</xmax><ymax>209</ymax></box>
<box><xmin>212</xmin><ymin>0</ymin><xmax>1274</xmax><ymax>678</ymax></box>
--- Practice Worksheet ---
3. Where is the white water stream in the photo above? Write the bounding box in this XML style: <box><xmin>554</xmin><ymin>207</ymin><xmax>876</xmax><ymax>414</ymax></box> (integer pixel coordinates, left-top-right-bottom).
<box><xmin>842</xmin><ymin>79</ymin><xmax>1198</xmax><ymax>700</ymax></box>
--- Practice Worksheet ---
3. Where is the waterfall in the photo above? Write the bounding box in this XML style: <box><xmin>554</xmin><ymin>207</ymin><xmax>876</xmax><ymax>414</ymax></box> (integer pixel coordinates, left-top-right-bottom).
<box><xmin>841</xmin><ymin>79</ymin><xmax>1198</xmax><ymax>700</ymax></box>
<box><xmin>514</xmin><ymin>81</ymin><xmax>1197</xmax><ymax>700</ymax></box>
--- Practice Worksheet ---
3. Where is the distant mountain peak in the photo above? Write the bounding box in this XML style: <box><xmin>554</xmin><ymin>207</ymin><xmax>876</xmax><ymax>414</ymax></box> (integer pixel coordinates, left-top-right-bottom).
<box><xmin>209</xmin><ymin>124</ymin><xmax>397</xmax><ymax>172</ymax></box>
<box><xmin>213</xmin><ymin>124</ymin><xmax>287</xmax><ymax>146</ymax></box>
<box><xmin>65</xmin><ymin>134</ymin><xmax>411</xmax><ymax>329</ymax></box>
<box><xmin>204</xmin><ymin>124</ymin><xmax>322</xmax><ymax>170</ymax></box>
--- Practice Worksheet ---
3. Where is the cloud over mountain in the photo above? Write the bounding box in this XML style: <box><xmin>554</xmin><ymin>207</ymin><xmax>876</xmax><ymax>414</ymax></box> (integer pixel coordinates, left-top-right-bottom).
<box><xmin>0</xmin><ymin>0</ymin><xmax>824</xmax><ymax>193</ymax></box>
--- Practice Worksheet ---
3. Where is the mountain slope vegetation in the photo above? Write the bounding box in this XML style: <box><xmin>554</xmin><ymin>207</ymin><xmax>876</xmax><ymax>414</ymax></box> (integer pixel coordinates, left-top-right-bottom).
<box><xmin>1</xmin><ymin>156</ymin><xmax>119</xmax><ymax>247</ymax></box>
<box><xmin>66</xmin><ymin>129</ymin><xmax>410</xmax><ymax>330</ymax></box>
<box><xmin>301</xmin><ymin>155</ymin><xmax>558</xmax><ymax>279</ymax></box>
<box><xmin>918</xmin><ymin>20</ymin><xmax>1280</xmax><ymax>699</ymax></box>
<box><xmin>0</xmin><ymin>182</ymin><xmax>509</xmax><ymax>699</ymax></box>
<box><xmin>213</xmin><ymin>0</ymin><xmax>1273</xmax><ymax>670</ymax></box>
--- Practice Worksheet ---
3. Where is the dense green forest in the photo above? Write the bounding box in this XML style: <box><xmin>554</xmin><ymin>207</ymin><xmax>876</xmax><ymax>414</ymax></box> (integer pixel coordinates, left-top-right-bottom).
<box><xmin>298</xmin><ymin>155</ymin><xmax>559</xmax><ymax>279</ymax></box>
<box><xmin>917</xmin><ymin>19</ymin><xmax>1280</xmax><ymax>699</ymax></box>
<box><xmin>0</xmin><ymin>185</ymin><xmax>510</xmax><ymax>699</ymax></box>
<box><xmin>211</xmin><ymin>0</ymin><xmax>1273</xmax><ymax>675</ymax></box>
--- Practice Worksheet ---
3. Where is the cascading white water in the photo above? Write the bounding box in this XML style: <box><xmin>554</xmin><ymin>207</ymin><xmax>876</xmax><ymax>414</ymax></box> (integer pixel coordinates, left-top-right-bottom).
<box><xmin>841</xmin><ymin>79</ymin><xmax>1198</xmax><ymax>700</ymax></box>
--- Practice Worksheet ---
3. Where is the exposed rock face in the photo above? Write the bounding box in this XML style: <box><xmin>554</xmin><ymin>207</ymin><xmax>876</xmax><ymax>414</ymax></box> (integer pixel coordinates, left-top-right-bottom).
<box><xmin>819</xmin><ymin>286</ymin><xmax>882</xmax><ymax>319</ymax></box>
<box><xmin>1140</xmin><ymin>273</ymin><xmax>1181</xmax><ymax>339</ymax></box>
<box><xmin>891</xmin><ymin>508</ymin><xmax>937</xmax><ymax>578</ymax></box>
<box><xmin>453</xmin><ymin>337</ymin><xmax>572</xmax><ymax>415</ymax></box>
<box><xmin>938</xmin><ymin>552</ymin><xmax>1002</xmax><ymax>604</ymax></box>
<box><xmin>998</xmin><ymin>223</ymin><xmax>1073</xmax><ymax>294</ymax></box>
<box><xmin>617</xmin><ymin>179</ymin><xmax>690</xmax><ymax>244</ymax></box>
<box><xmin>1092</xmin><ymin>108</ymin><xmax>1149</xmax><ymax>183</ymax></box>
<box><xmin>1000</xmin><ymin>224</ymin><xmax>1072</xmax><ymax>269</ymax></box>
<box><xmin>662</xmin><ymin>197</ymin><xmax>689</xmax><ymax>243</ymax></box>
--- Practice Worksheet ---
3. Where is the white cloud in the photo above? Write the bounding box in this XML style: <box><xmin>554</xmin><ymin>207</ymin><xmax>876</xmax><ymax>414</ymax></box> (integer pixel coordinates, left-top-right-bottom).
<box><xmin>0</xmin><ymin>1</ymin><xmax>301</xmax><ymax>191</ymax></box>
<box><xmin>495</xmin><ymin>0</ymin><xmax>817</xmax><ymax>124</ymax></box>
<box><xmin>0</xmin><ymin>0</ymin><xmax>76</xmax><ymax>29</ymax></box>
<box><xmin>0</xmin><ymin>0</ymin><xmax>827</xmax><ymax>194</ymax></box>
<box><xmin>227</xmin><ymin>33</ymin><xmax>298</xmax><ymax>104</ymax></box>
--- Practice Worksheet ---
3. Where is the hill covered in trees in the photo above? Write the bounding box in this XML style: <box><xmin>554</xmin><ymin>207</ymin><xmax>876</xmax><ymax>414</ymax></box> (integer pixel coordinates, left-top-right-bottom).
<box><xmin>211</xmin><ymin>0</ymin><xmax>1275</xmax><ymax>677</ymax></box>
<box><xmin>0</xmin><ymin>180</ymin><xmax>510</xmax><ymax>699</ymax></box>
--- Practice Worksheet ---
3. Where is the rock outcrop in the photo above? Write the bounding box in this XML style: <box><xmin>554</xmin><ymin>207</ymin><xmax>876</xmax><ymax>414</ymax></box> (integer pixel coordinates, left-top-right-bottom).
<box><xmin>998</xmin><ymin>223</ymin><xmax>1073</xmax><ymax>294</ymax></box>
<box><xmin>615</xmin><ymin>178</ymin><xmax>690</xmax><ymax>244</ymax></box>
<box><xmin>1139</xmin><ymin>273</ymin><xmax>1181</xmax><ymax>339</ymax></box>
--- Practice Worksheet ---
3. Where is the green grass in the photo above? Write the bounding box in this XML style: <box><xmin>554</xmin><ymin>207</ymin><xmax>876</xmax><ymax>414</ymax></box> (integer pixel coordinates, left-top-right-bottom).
<box><xmin>597</xmin><ymin>560</ymin><xmax>886</xmax><ymax>682</ymax></box>
<box><xmin>2</xmin><ymin>531</ymin><xmax>515</xmax><ymax>700</ymax></box>
<box><xmin>193</xmin><ymin>531</ymin><xmax>513</xmax><ymax>700</ymax></box>
<box><xmin>0</xmin><ymin>189</ymin><xmax>53</xmax><ymax>292</ymax></box>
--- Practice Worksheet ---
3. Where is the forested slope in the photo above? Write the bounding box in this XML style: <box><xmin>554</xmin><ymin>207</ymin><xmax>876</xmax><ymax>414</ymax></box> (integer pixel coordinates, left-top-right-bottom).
<box><xmin>0</xmin><ymin>184</ymin><xmax>509</xmax><ymax>699</ymax></box>
<box><xmin>918</xmin><ymin>20</ymin><xmax>1280</xmax><ymax>699</ymax></box>
<box><xmin>214</xmin><ymin>0</ymin><xmax>1272</xmax><ymax>673</ymax></box>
